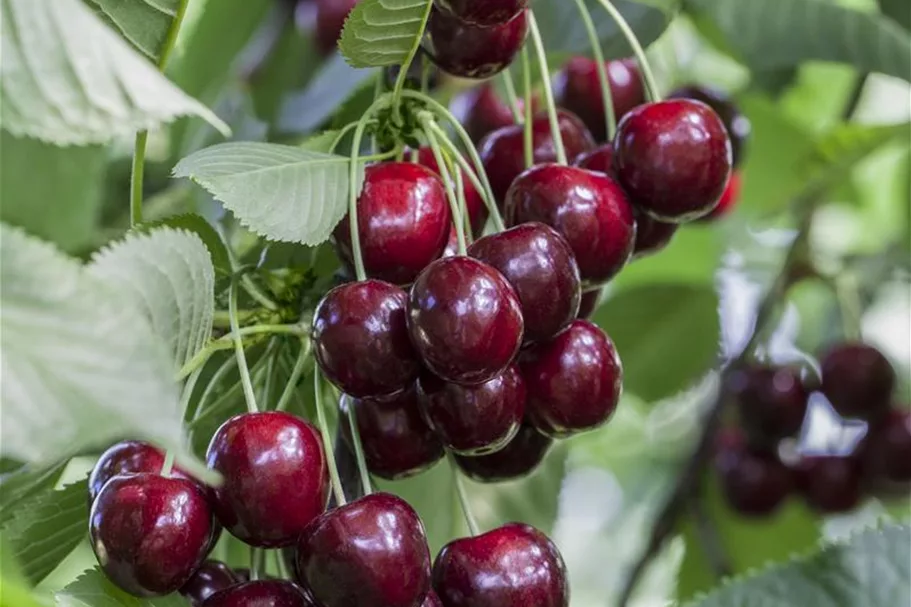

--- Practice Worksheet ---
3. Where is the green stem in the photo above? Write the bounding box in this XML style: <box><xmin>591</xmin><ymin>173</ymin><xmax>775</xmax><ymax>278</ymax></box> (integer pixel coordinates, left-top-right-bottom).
<box><xmin>250</xmin><ymin>548</ymin><xmax>264</xmax><ymax>581</ymax></box>
<box><xmin>274</xmin><ymin>550</ymin><xmax>290</xmax><ymax>580</ymax></box>
<box><xmin>391</xmin><ymin>0</ymin><xmax>435</xmax><ymax>119</ymax></box>
<box><xmin>347</xmin><ymin>402</ymin><xmax>373</xmax><ymax>496</ymax></box>
<box><xmin>240</xmin><ymin>275</ymin><xmax>279</xmax><ymax>311</ymax></box>
<box><xmin>160</xmin><ymin>450</ymin><xmax>176</xmax><ymax>477</ymax></box>
<box><xmin>453</xmin><ymin>160</ymin><xmax>473</xmax><ymax>242</ymax></box>
<box><xmin>188</xmin><ymin>355</ymin><xmax>237</xmax><ymax>422</ymax></box>
<box><xmin>314</xmin><ymin>371</ymin><xmax>347</xmax><ymax>506</ymax></box>
<box><xmin>229</xmin><ymin>280</ymin><xmax>259</xmax><ymax>414</ymax></box>
<box><xmin>275</xmin><ymin>340</ymin><xmax>312</xmax><ymax>412</ymax></box>
<box><xmin>178</xmin><ymin>364</ymin><xmax>204</xmax><ymax>419</ymax></box>
<box><xmin>328</xmin><ymin>120</ymin><xmax>368</xmax><ymax>154</ymax></box>
<box><xmin>448</xmin><ymin>453</ymin><xmax>480</xmax><ymax>536</ymax></box>
<box><xmin>177</xmin><ymin>323</ymin><xmax>308</xmax><ymax>380</ymax></box>
<box><xmin>527</xmin><ymin>12</ymin><xmax>567</xmax><ymax>165</ymax></box>
<box><xmin>573</xmin><ymin>0</ymin><xmax>617</xmax><ymax>139</ymax></box>
<box><xmin>260</xmin><ymin>338</ymin><xmax>282</xmax><ymax>408</ymax></box>
<box><xmin>594</xmin><ymin>0</ymin><xmax>660</xmax><ymax>101</ymax></box>
<box><xmin>158</xmin><ymin>0</ymin><xmax>192</xmax><ymax>70</ymax></box>
<box><xmin>423</xmin><ymin>122</ymin><xmax>467</xmax><ymax>255</ymax></box>
<box><xmin>499</xmin><ymin>70</ymin><xmax>523</xmax><ymax>122</ymax></box>
<box><xmin>521</xmin><ymin>47</ymin><xmax>534</xmax><ymax>169</ymax></box>
<box><xmin>420</xmin><ymin>57</ymin><xmax>433</xmax><ymax>94</ymax></box>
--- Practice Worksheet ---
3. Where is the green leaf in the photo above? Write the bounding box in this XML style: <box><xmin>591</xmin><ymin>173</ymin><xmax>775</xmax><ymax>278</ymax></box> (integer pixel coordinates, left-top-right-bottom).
<box><xmin>144</xmin><ymin>214</ymin><xmax>232</xmax><ymax>278</ymax></box>
<box><xmin>84</xmin><ymin>0</ymin><xmax>179</xmax><ymax>61</ymax></box>
<box><xmin>0</xmin><ymin>461</ymin><xmax>68</xmax><ymax>527</ymax></box>
<box><xmin>878</xmin><ymin>0</ymin><xmax>910</xmax><ymax>31</ymax></box>
<box><xmin>173</xmin><ymin>143</ymin><xmax>363</xmax><ymax>246</ymax></box>
<box><xmin>804</xmin><ymin>122</ymin><xmax>911</xmax><ymax>193</ymax></box>
<box><xmin>56</xmin><ymin>568</ymin><xmax>191</xmax><ymax>607</ymax></box>
<box><xmin>88</xmin><ymin>228</ymin><xmax>215</xmax><ymax>371</ymax></box>
<box><xmin>593</xmin><ymin>284</ymin><xmax>720</xmax><ymax>403</ymax></box>
<box><xmin>684</xmin><ymin>523</ymin><xmax>911</xmax><ymax>607</ymax></box>
<box><xmin>683</xmin><ymin>0</ymin><xmax>911</xmax><ymax>81</ymax></box>
<box><xmin>1</xmin><ymin>0</ymin><xmax>228</xmax><ymax>146</ymax></box>
<box><xmin>339</xmin><ymin>0</ymin><xmax>431</xmax><ymax>68</ymax></box>
<box><xmin>0</xmin><ymin>537</ymin><xmax>42</xmax><ymax>607</ymax></box>
<box><xmin>1</xmin><ymin>480</ymin><xmax>88</xmax><ymax>584</ymax></box>
<box><xmin>298</xmin><ymin>130</ymin><xmax>344</xmax><ymax>154</ymax></box>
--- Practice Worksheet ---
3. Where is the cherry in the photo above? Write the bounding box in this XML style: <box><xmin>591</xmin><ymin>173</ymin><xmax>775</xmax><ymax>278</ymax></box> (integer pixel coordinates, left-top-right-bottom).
<box><xmin>181</xmin><ymin>561</ymin><xmax>240</xmax><ymax>606</ymax></box>
<box><xmin>863</xmin><ymin>409</ymin><xmax>911</xmax><ymax>483</ymax></box>
<box><xmin>315</xmin><ymin>0</ymin><xmax>359</xmax><ymax>56</ymax></box>
<box><xmin>505</xmin><ymin>164</ymin><xmax>635</xmax><ymax>287</ymax></box>
<box><xmin>727</xmin><ymin>365</ymin><xmax>808</xmax><ymax>448</ymax></box>
<box><xmin>520</xmin><ymin>320</ymin><xmax>622</xmax><ymax>438</ymax></box>
<box><xmin>339</xmin><ymin>385</ymin><xmax>445</xmax><ymax>480</ymax></box>
<box><xmin>555</xmin><ymin>57</ymin><xmax>644</xmax><ymax>141</ymax></box>
<box><xmin>434</xmin><ymin>0</ymin><xmax>527</xmax><ymax>26</ymax></box>
<box><xmin>468</xmin><ymin>222</ymin><xmax>581</xmax><ymax>342</ymax></box>
<box><xmin>632</xmin><ymin>211</ymin><xmax>677</xmax><ymax>259</ymax></box>
<box><xmin>408</xmin><ymin>256</ymin><xmax>524</xmax><ymax>385</ymax></box>
<box><xmin>714</xmin><ymin>430</ymin><xmax>792</xmax><ymax>517</ymax></box>
<box><xmin>206</xmin><ymin>411</ymin><xmax>328</xmax><ymax>548</ymax></box>
<box><xmin>90</xmin><ymin>474</ymin><xmax>213</xmax><ymax>597</ymax></box>
<box><xmin>296</xmin><ymin>493</ymin><xmax>432</xmax><ymax>607</ymax></box>
<box><xmin>417</xmin><ymin>364</ymin><xmax>525</xmax><ymax>455</ymax></box>
<box><xmin>573</xmin><ymin>142</ymin><xmax>615</xmax><ymax>177</ymax></box>
<box><xmin>333</xmin><ymin>162</ymin><xmax>450</xmax><ymax>285</ymax></box>
<box><xmin>202</xmin><ymin>580</ymin><xmax>314</xmax><ymax>607</ymax></box>
<box><xmin>698</xmin><ymin>171</ymin><xmax>742</xmax><ymax>222</ymax></box>
<box><xmin>415</xmin><ymin>147</ymin><xmax>487</xmax><ymax>235</ymax></box>
<box><xmin>433</xmin><ymin>523</ymin><xmax>569</xmax><ymax>607</ymax></box>
<box><xmin>425</xmin><ymin>8</ymin><xmax>528</xmax><ymax>79</ymax></box>
<box><xmin>669</xmin><ymin>84</ymin><xmax>751</xmax><ymax>168</ymax></box>
<box><xmin>480</xmin><ymin>110</ymin><xmax>596</xmax><ymax>204</ymax></box>
<box><xmin>797</xmin><ymin>456</ymin><xmax>863</xmax><ymax>513</ymax></box>
<box><xmin>313</xmin><ymin>280</ymin><xmax>420</xmax><ymax>398</ymax></box>
<box><xmin>576</xmin><ymin>289</ymin><xmax>600</xmax><ymax>319</ymax></box>
<box><xmin>614</xmin><ymin>99</ymin><xmax>732</xmax><ymax>222</ymax></box>
<box><xmin>453</xmin><ymin>421</ymin><xmax>553</xmax><ymax>483</ymax></box>
<box><xmin>88</xmin><ymin>440</ymin><xmax>195</xmax><ymax>504</ymax></box>
<box><xmin>422</xmin><ymin>591</ymin><xmax>444</xmax><ymax>607</ymax></box>
<box><xmin>451</xmin><ymin>84</ymin><xmax>522</xmax><ymax>143</ymax></box>
<box><xmin>819</xmin><ymin>342</ymin><xmax>895</xmax><ymax>419</ymax></box>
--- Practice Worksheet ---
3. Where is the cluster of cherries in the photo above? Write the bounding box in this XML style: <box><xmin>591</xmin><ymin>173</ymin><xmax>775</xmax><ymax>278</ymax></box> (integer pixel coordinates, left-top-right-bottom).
<box><xmin>715</xmin><ymin>342</ymin><xmax>910</xmax><ymax>517</ymax></box>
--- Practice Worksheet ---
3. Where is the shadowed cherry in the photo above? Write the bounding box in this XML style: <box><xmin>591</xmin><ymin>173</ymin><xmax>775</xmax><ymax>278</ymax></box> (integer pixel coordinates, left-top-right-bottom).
<box><xmin>669</xmin><ymin>84</ymin><xmax>751</xmax><ymax>168</ymax></box>
<box><xmin>555</xmin><ymin>57</ymin><xmax>644</xmax><ymax>141</ymax></box>
<box><xmin>632</xmin><ymin>211</ymin><xmax>677</xmax><ymax>259</ymax></box>
<box><xmin>296</xmin><ymin>493</ymin><xmax>432</xmax><ymax>607</ymax></box>
<box><xmin>314</xmin><ymin>0</ymin><xmax>360</xmax><ymax>56</ymax></box>
<box><xmin>206</xmin><ymin>412</ymin><xmax>328</xmax><ymax>548</ymax></box>
<box><xmin>698</xmin><ymin>171</ymin><xmax>742</xmax><ymax>222</ymax></box>
<box><xmin>863</xmin><ymin>408</ymin><xmax>911</xmax><ymax>483</ymax></box>
<box><xmin>313</xmin><ymin>280</ymin><xmax>420</xmax><ymax>398</ymax></box>
<box><xmin>714</xmin><ymin>430</ymin><xmax>793</xmax><ymax>517</ymax></box>
<box><xmin>415</xmin><ymin>147</ymin><xmax>487</xmax><ymax>235</ymax></box>
<box><xmin>425</xmin><ymin>8</ymin><xmax>528</xmax><ymax>79</ymax></box>
<box><xmin>90</xmin><ymin>474</ymin><xmax>214</xmax><ymax>597</ymax></box>
<box><xmin>333</xmin><ymin>162</ymin><xmax>450</xmax><ymax>285</ymax></box>
<box><xmin>434</xmin><ymin>0</ymin><xmax>527</xmax><ymax>25</ymax></box>
<box><xmin>577</xmin><ymin>289</ymin><xmax>600</xmax><ymax>319</ymax></box>
<box><xmin>88</xmin><ymin>440</ymin><xmax>196</xmax><ymax>504</ymax></box>
<box><xmin>181</xmin><ymin>561</ymin><xmax>240</xmax><ymax>606</ymax></box>
<box><xmin>796</xmin><ymin>455</ymin><xmax>863</xmax><ymax>514</ymax></box>
<box><xmin>451</xmin><ymin>84</ymin><xmax>524</xmax><ymax>143</ymax></box>
<box><xmin>573</xmin><ymin>142</ymin><xmax>615</xmax><ymax>177</ymax></box>
<box><xmin>201</xmin><ymin>580</ymin><xmax>314</xmax><ymax>607</ymax></box>
<box><xmin>422</xmin><ymin>590</ymin><xmax>444</xmax><ymax>606</ymax></box>
<box><xmin>820</xmin><ymin>342</ymin><xmax>895</xmax><ymax>419</ymax></box>
<box><xmin>453</xmin><ymin>421</ymin><xmax>553</xmax><ymax>483</ymax></box>
<box><xmin>433</xmin><ymin>523</ymin><xmax>569</xmax><ymax>607</ymax></box>
<box><xmin>408</xmin><ymin>256</ymin><xmax>524</xmax><ymax>385</ymax></box>
<box><xmin>727</xmin><ymin>364</ymin><xmax>808</xmax><ymax>448</ymax></box>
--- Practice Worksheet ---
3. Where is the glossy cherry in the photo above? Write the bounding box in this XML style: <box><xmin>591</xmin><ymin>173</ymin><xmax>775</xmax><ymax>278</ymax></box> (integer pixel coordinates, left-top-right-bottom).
<box><xmin>206</xmin><ymin>411</ymin><xmax>328</xmax><ymax>548</ymax></box>
<box><xmin>339</xmin><ymin>386</ymin><xmax>445</xmax><ymax>480</ymax></box>
<box><xmin>864</xmin><ymin>409</ymin><xmax>911</xmax><ymax>483</ymax></box>
<box><xmin>315</xmin><ymin>0</ymin><xmax>359</xmax><ymax>56</ymax></box>
<box><xmin>453</xmin><ymin>421</ymin><xmax>553</xmax><ymax>483</ymax></box>
<box><xmin>90</xmin><ymin>474</ymin><xmax>213</xmax><ymax>597</ymax></box>
<box><xmin>574</xmin><ymin>142</ymin><xmax>615</xmax><ymax>177</ymax></box>
<box><xmin>632</xmin><ymin>211</ymin><xmax>677</xmax><ymax>259</ymax></box>
<box><xmin>727</xmin><ymin>364</ymin><xmax>808</xmax><ymax>448</ymax></box>
<box><xmin>433</xmin><ymin>523</ymin><xmax>569</xmax><ymax>607</ymax></box>
<box><xmin>505</xmin><ymin>164</ymin><xmax>635</xmax><ymax>287</ymax></box>
<box><xmin>425</xmin><ymin>8</ymin><xmax>528</xmax><ymax>79</ymax></box>
<box><xmin>408</xmin><ymin>256</ymin><xmax>524</xmax><ymax>385</ymax></box>
<box><xmin>313</xmin><ymin>280</ymin><xmax>420</xmax><ymax>398</ymax></box>
<box><xmin>333</xmin><ymin>162</ymin><xmax>450</xmax><ymax>285</ymax></box>
<box><xmin>451</xmin><ymin>84</ymin><xmax>523</xmax><ymax>143</ymax></box>
<box><xmin>181</xmin><ymin>561</ymin><xmax>240</xmax><ymax>606</ymax></box>
<box><xmin>614</xmin><ymin>99</ymin><xmax>732</xmax><ymax>222</ymax></box>
<box><xmin>555</xmin><ymin>57</ymin><xmax>644</xmax><ymax>141</ymax></box>
<box><xmin>797</xmin><ymin>456</ymin><xmax>863</xmax><ymax>513</ymax></box>
<box><xmin>88</xmin><ymin>440</ymin><xmax>195</xmax><ymax>504</ymax></box>
<box><xmin>820</xmin><ymin>342</ymin><xmax>895</xmax><ymax>419</ymax></box>
<box><xmin>417</xmin><ymin>364</ymin><xmax>526</xmax><ymax>455</ymax></box>
<box><xmin>698</xmin><ymin>171</ymin><xmax>742</xmax><ymax>222</ymax></box>
<box><xmin>714</xmin><ymin>430</ymin><xmax>792</xmax><ymax>517</ymax></box>
<box><xmin>481</xmin><ymin>110</ymin><xmax>596</xmax><ymax>203</ymax></box>
<box><xmin>468</xmin><ymin>222</ymin><xmax>581</xmax><ymax>342</ymax></box>
<box><xmin>434</xmin><ymin>0</ymin><xmax>527</xmax><ymax>25</ymax></box>
<box><xmin>669</xmin><ymin>84</ymin><xmax>751</xmax><ymax>167</ymax></box>
<box><xmin>520</xmin><ymin>320</ymin><xmax>622</xmax><ymax>438</ymax></box>
<box><xmin>202</xmin><ymin>580</ymin><xmax>314</xmax><ymax>607</ymax></box>
<box><xmin>296</xmin><ymin>493</ymin><xmax>432</xmax><ymax>607</ymax></box>
<box><xmin>415</xmin><ymin>147</ymin><xmax>487</xmax><ymax>235</ymax></box>
<box><xmin>576</xmin><ymin>289</ymin><xmax>600</xmax><ymax>319</ymax></box>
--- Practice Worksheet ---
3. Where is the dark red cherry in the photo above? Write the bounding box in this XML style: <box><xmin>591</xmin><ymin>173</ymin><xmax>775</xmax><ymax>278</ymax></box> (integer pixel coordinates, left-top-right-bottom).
<box><xmin>408</xmin><ymin>256</ymin><xmax>524</xmax><ymax>385</ymax></box>
<box><xmin>313</xmin><ymin>280</ymin><xmax>420</xmax><ymax>398</ymax></box>
<box><xmin>422</xmin><ymin>590</ymin><xmax>444</xmax><ymax>607</ymax></box>
<box><xmin>614</xmin><ymin>99</ymin><xmax>732</xmax><ymax>222</ymax></box>
<box><xmin>434</xmin><ymin>0</ymin><xmax>527</xmax><ymax>26</ymax></box>
<box><xmin>88</xmin><ymin>440</ymin><xmax>195</xmax><ymax>504</ymax></box>
<box><xmin>425</xmin><ymin>8</ymin><xmax>528</xmax><ymax>79</ymax></box>
<box><xmin>820</xmin><ymin>342</ymin><xmax>895</xmax><ymax>419</ymax></box>
<box><xmin>315</xmin><ymin>0</ymin><xmax>359</xmax><ymax>56</ymax></box>
<box><xmin>520</xmin><ymin>320</ymin><xmax>622</xmax><ymax>438</ymax></box>
<box><xmin>339</xmin><ymin>386</ymin><xmax>445</xmax><ymax>480</ymax></box>
<box><xmin>576</xmin><ymin>289</ymin><xmax>600</xmax><ymax>319</ymax></box>
<box><xmin>555</xmin><ymin>57</ymin><xmax>645</xmax><ymax>141</ymax></box>
<box><xmin>415</xmin><ymin>147</ymin><xmax>487</xmax><ymax>235</ymax></box>
<box><xmin>864</xmin><ymin>409</ymin><xmax>911</xmax><ymax>483</ymax></box>
<box><xmin>468</xmin><ymin>222</ymin><xmax>581</xmax><ymax>342</ymax></box>
<box><xmin>727</xmin><ymin>365</ymin><xmax>808</xmax><ymax>448</ymax></box>
<box><xmin>90</xmin><ymin>474</ymin><xmax>213</xmax><ymax>597</ymax></box>
<box><xmin>333</xmin><ymin>162</ymin><xmax>450</xmax><ymax>285</ymax></box>
<box><xmin>797</xmin><ymin>456</ymin><xmax>863</xmax><ymax>513</ymax></box>
<box><xmin>451</xmin><ymin>84</ymin><xmax>522</xmax><ymax>143</ymax></box>
<box><xmin>202</xmin><ymin>580</ymin><xmax>314</xmax><ymax>607</ymax></box>
<box><xmin>505</xmin><ymin>164</ymin><xmax>635</xmax><ymax>287</ymax></box>
<box><xmin>433</xmin><ymin>523</ymin><xmax>568</xmax><ymax>607</ymax></box>
<box><xmin>573</xmin><ymin>142</ymin><xmax>615</xmax><ymax>177</ymax></box>
<box><xmin>698</xmin><ymin>171</ymin><xmax>742</xmax><ymax>222</ymax></box>
<box><xmin>714</xmin><ymin>431</ymin><xmax>792</xmax><ymax>517</ymax></box>
<box><xmin>417</xmin><ymin>365</ymin><xmax>526</xmax><ymax>455</ymax></box>
<box><xmin>669</xmin><ymin>84</ymin><xmax>751</xmax><ymax>167</ymax></box>
<box><xmin>481</xmin><ymin>110</ymin><xmax>596</xmax><ymax>204</ymax></box>
<box><xmin>453</xmin><ymin>421</ymin><xmax>553</xmax><ymax>483</ymax></box>
<box><xmin>632</xmin><ymin>210</ymin><xmax>677</xmax><ymax>259</ymax></box>
<box><xmin>296</xmin><ymin>493</ymin><xmax>432</xmax><ymax>607</ymax></box>
<box><xmin>181</xmin><ymin>561</ymin><xmax>240</xmax><ymax>606</ymax></box>
<box><xmin>206</xmin><ymin>411</ymin><xmax>328</xmax><ymax>548</ymax></box>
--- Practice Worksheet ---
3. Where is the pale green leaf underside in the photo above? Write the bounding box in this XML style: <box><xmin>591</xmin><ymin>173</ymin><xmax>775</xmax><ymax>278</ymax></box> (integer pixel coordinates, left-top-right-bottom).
<box><xmin>1</xmin><ymin>0</ymin><xmax>229</xmax><ymax>146</ymax></box>
<box><xmin>88</xmin><ymin>228</ymin><xmax>215</xmax><ymax>372</ymax></box>
<box><xmin>84</xmin><ymin>0</ymin><xmax>179</xmax><ymax>61</ymax></box>
<box><xmin>687</xmin><ymin>523</ymin><xmax>911</xmax><ymax>607</ymax></box>
<box><xmin>173</xmin><ymin>142</ymin><xmax>363</xmax><ymax>246</ymax></box>
<box><xmin>685</xmin><ymin>0</ymin><xmax>911</xmax><ymax>81</ymax></box>
<box><xmin>56</xmin><ymin>568</ymin><xmax>191</xmax><ymax>607</ymax></box>
<box><xmin>0</xmin><ymin>461</ymin><xmax>67</xmax><ymax>528</ymax></box>
<box><xmin>340</xmin><ymin>0</ymin><xmax>430</xmax><ymax>68</ymax></box>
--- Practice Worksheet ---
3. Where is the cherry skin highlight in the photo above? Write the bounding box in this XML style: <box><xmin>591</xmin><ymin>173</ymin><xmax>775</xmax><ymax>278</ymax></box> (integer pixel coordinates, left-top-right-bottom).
<box><xmin>434</xmin><ymin>0</ymin><xmax>527</xmax><ymax>26</ymax></box>
<box><xmin>201</xmin><ymin>580</ymin><xmax>314</xmax><ymax>607</ymax></box>
<box><xmin>555</xmin><ymin>57</ymin><xmax>645</xmax><ymax>141</ymax></box>
<box><xmin>206</xmin><ymin>411</ymin><xmax>328</xmax><ymax>548</ymax></box>
<box><xmin>88</xmin><ymin>440</ymin><xmax>195</xmax><ymax>504</ymax></box>
<box><xmin>820</xmin><ymin>342</ymin><xmax>895</xmax><ymax>419</ymax></box>
<box><xmin>425</xmin><ymin>8</ymin><xmax>528</xmax><ymax>79</ymax></box>
<box><xmin>180</xmin><ymin>561</ymin><xmax>240</xmax><ymax>606</ymax></box>
<box><xmin>415</xmin><ymin>147</ymin><xmax>487</xmax><ymax>236</ymax></box>
<box><xmin>453</xmin><ymin>421</ymin><xmax>553</xmax><ymax>483</ymax></box>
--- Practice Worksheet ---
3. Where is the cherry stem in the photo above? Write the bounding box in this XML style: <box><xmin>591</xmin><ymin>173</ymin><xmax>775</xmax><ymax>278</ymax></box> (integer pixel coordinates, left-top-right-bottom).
<box><xmin>391</xmin><ymin>0</ymin><xmax>435</xmax><ymax>121</ymax></box>
<box><xmin>527</xmin><ymin>12</ymin><xmax>567</xmax><ymax>165</ymax></box>
<box><xmin>328</xmin><ymin>120</ymin><xmax>370</xmax><ymax>154</ymax></box>
<box><xmin>179</xmin><ymin>365</ymin><xmax>204</xmax><ymax>420</ymax></box>
<box><xmin>259</xmin><ymin>338</ymin><xmax>281</xmax><ymax>407</ymax></box>
<box><xmin>314</xmin><ymin>370</ymin><xmax>347</xmax><ymax>507</ymax></box>
<box><xmin>521</xmin><ymin>47</ymin><xmax>534</xmax><ymax>169</ymax></box>
<box><xmin>346</xmin><ymin>401</ymin><xmax>374</xmax><ymax>497</ymax></box>
<box><xmin>454</xmin><ymin>161</ymin><xmax>473</xmax><ymax>242</ymax></box>
<box><xmin>250</xmin><ymin>547</ymin><xmax>265</xmax><ymax>581</ymax></box>
<box><xmin>594</xmin><ymin>0</ymin><xmax>660</xmax><ymax>102</ymax></box>
<box><xmin>274</xmin><ymin>550</ymin><xmax>290</xmax><ymax>580</ymax></box>
<box><xmin>500</xmin><ymin>70</ymin><xmax>523</xmax><ymax>122</ymax></box>
<box><xmin>177</xmin><ymin>323</ymin><xmax>308</xmax><ymax>381</ymax></box>
<box><xmin>420</xmin><ymin>57</ymin><xmax>433</xmax><ymax>94</ymax></box>
<box><xmin>187</xmin><ymin>355</ymin><xmax>237</xmax><ymax>422</ymax></box>
<box><xmin>448</xmin><ymin>453</ymin><xmax>480</xmax><ymax>536</ymax></box>
<box><xmin>275</xmin><ymin>339</ymin><xmax>312</xmax><ymax>412</ymax></box>
<box><xmin>229</xmin><ymin>279</ymin><xmax>259</xmax><ymax>414</ymax></box>
<box><xmin>573</xmin><ymin>0</ymin><xmax>618</xmax><ymax>139</ymax></box>
<box><xmin>423</xmin><ymin>122</ymin><xmax>468</xmax><ymax>255</ymax></box>
<box><xmin>160</xmin><ymin>450</ymin><xmax>176</xmax><ymax>477</ymax></box>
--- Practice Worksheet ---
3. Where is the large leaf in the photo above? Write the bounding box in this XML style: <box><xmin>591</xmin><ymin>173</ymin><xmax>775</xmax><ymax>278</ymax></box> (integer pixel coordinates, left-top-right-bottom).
<box><xmin>1</xmin><ymin>0</ymin><xmax>228</xmax><ymax>146</ymax></box>
<box><xmin>1</xmin><ymin>479</ymin><xmax>88</xmax><ymax>584</ymax></box>
<box><xmin>0</xmin><ymin>537</ymin><xmax>42</xmax><ymax>607</ymax></box>
<box><xmin>88</xmin><ymin>228</ymin><xmax>215</xmax><ymax>371</ymax></box>
<box><xmin>339</xmin><ymin>0</ymin><xmax>431</xmax><ymax>68</ymax></box>
<box><xmin>145</xmin><ymin>213</ymin><xmax>232</xmax><ymax>278</ymax></box>
<box><xmin>173</xmin><ymin>143</ymin><xmax>363</xmax><ymax>246</ymax></box>
<box><xmin>84</xmin><ymin>0</ymin><xmax>179</xmax><ymax>61</ymax></box>
<box><xmin>0</xmin><ymin>461</ymin><xmax>68</xmax><ymax>527</ymax></box>
<box><xmin>684</xmin><ymin>0</ymin><xmax>911</xmax><ymax>81</ymax></box>
<box><xmin>685</xmin><ymin>523</ymin><xmax>911</xmax><ymax>607</ymax></box>
<box><xmin>878</xmin><ymin>0</ymin><xmax>910</xmax><ymax>31</ymax></box>
<box><xmin>56</xmin><ymin>568</ymin><xmax>191</xmax><ymax>607</ymax></box>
